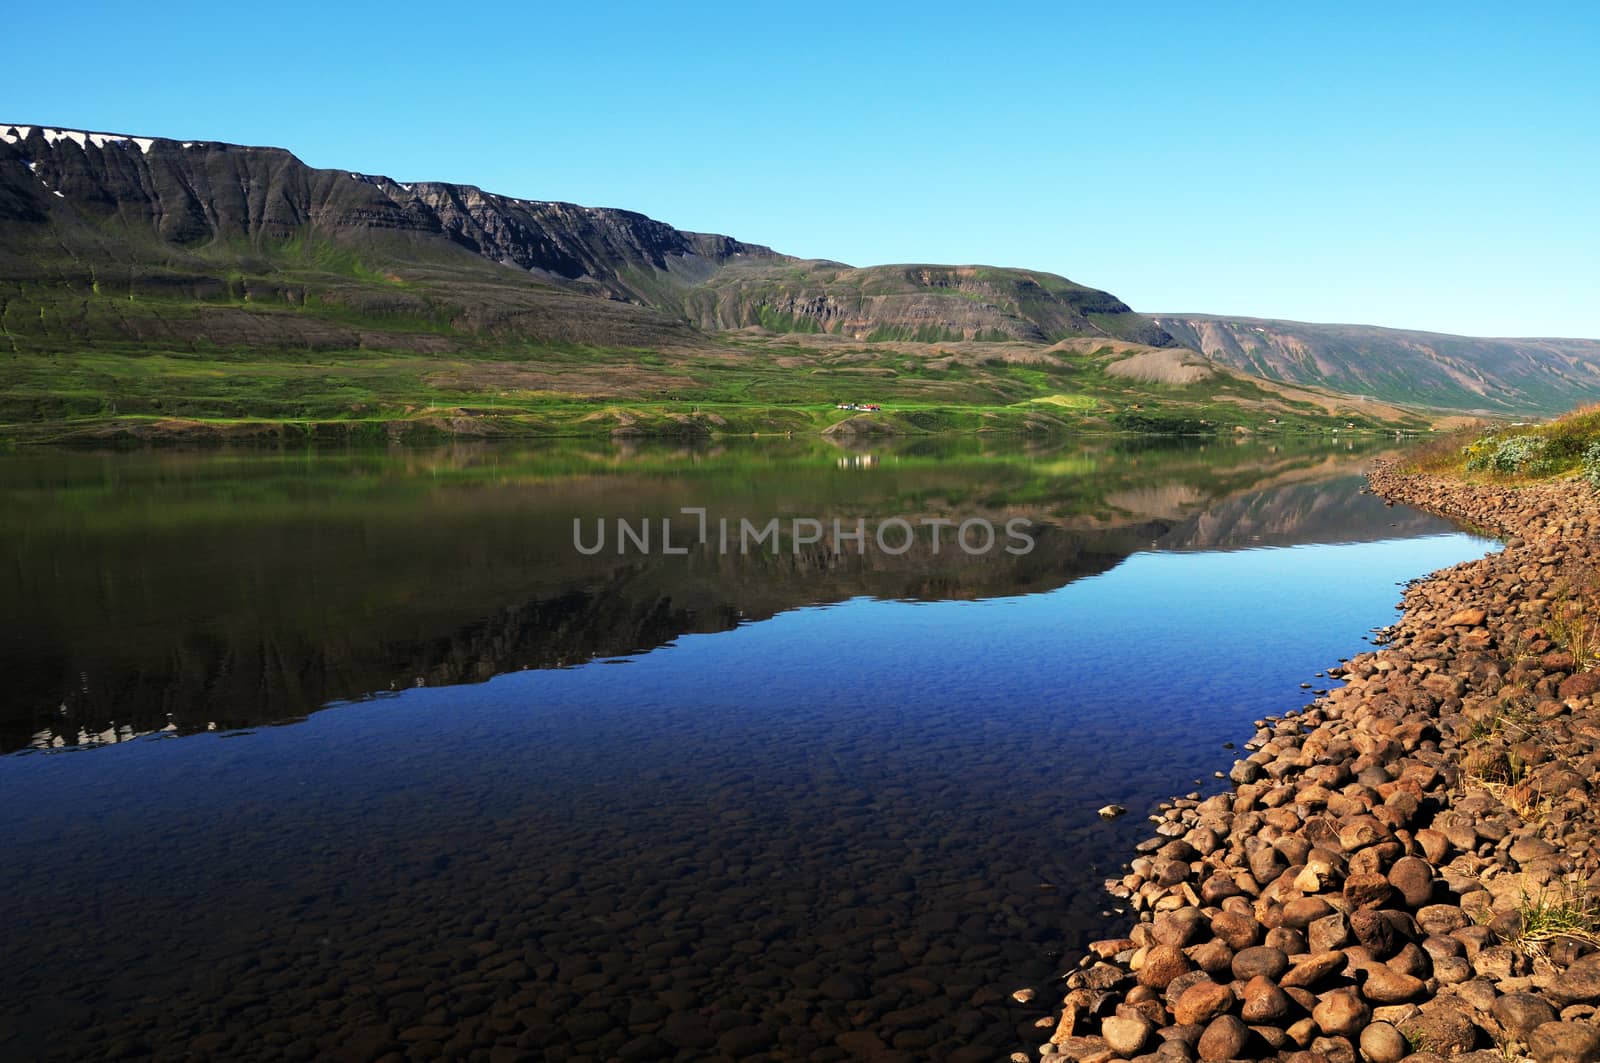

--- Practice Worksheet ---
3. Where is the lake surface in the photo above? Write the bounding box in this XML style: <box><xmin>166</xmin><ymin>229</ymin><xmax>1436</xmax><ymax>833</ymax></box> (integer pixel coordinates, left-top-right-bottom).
<box><xmin>0</xmin><ymin>438</ymin><xmax>1490</xmax><ymax>1062</ymax></box>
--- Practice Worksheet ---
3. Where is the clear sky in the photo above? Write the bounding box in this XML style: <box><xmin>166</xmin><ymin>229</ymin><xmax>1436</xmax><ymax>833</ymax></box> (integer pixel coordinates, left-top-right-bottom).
<box><xmin>6</xmin><ymin>2</ymin><xmax>1597</xmax><ymax>337</ymax></box>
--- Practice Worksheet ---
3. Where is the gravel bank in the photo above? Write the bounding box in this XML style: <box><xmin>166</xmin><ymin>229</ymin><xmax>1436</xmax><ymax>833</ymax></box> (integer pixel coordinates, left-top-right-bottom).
<box><xmin>1023</xmin><ymin>462</ymin><xmax>1600</xmax><ymax>1063</ymax></box>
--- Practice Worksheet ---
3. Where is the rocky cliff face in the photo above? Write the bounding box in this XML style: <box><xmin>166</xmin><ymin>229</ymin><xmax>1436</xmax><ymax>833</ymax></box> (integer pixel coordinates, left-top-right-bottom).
<box><xmin>0</xmin><ymin>123</ymin><xmax>1172</xmax><ymax>350</ymax></box>
<box><xmin>0</xmin><ymin>124</ymin><xmax>782</xmax><ymax>303</ymax></box>
<box><xmin>1155</xmin><ymin>314</ymin><xmax>1600</xmax><ymax>415</ymax></box>
<box><xmin>686</xmin><ymin>263</ymin><xmax>1174</xmax><ymax>345</ymax></box>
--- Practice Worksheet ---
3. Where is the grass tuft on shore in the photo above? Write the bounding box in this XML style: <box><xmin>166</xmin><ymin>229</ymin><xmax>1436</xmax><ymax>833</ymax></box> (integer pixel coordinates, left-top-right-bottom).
<box><xmin>1404</xmin><ymin>403</ymin><xmax>1600</xmax><ymax>485</ymax></box>
<box><xmin>1513</xmin><ymin>879</ymin><xmax>1600</xmax><ymax>962</ymax></box>
<box><xmin>1548</xmin><ymin>569</ymin><xmax>1600</xmax><ymax>671</ymax></box>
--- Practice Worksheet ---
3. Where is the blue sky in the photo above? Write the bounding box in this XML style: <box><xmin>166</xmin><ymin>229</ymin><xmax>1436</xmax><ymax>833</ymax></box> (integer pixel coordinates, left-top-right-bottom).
<box><xmin>6</xmin><ymin>2</ymin><xmax>1597</xmax><ymax>337</ymax></box>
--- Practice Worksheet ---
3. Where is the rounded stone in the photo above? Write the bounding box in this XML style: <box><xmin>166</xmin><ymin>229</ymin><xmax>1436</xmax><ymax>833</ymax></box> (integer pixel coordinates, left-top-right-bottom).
<box><xmin>1546</xmin><ymin>951</ymin><xmax>1600</xmax><ymax>1005</ymax></box>
<box><xmin>1280</xmin><ymin>950</ymin><xmax>1347</xmax><ymax>990</ymax></box>
<box><xmin>1265</xmin><ymin>926</ymin><xmax>1308</xmax><ymax>956</ymax></box>
<box><xmin>1415</xmin><ymin>904</ymin><xmax>1470</xmax><ymax>937</ymax></box>
<box><xmin>1308</xmin><ymin>912</ymin><xmax>1353</xmax><ymax>954</ymax></box>
<box><xmin>1197</xmin><ymin>1014</ymin><xmax>1249</xmax><ymax>1061</ymax></box>
<box><xmin>1386</xmin><ymin>856</ymin><xmax>1435</xmax><ymax>908</ymax></box>
<box><xmin>1282</xmin><ymin>896</ymin><xmax>1336</xmax><ymax>930</ymax></box>
<box><xmin>1530</xmin><ymin>1020</ymin><xmax>1600</xmax><ymax>1063</ymax></box>
<box><xmin>1185</xmin><ymin>938</ymin><xmax>1234</xmax><ymax>977</ymax></box>
<box><xmin>1348</xmin><ymin>908</ymin><xmax>1398</xmax><ymax>959</ymax></box>
<box><xmin>1209</xmin><ymin>910</ymin><xmax>1262</xmax><ymax>951</ymax></box>
<box><xmin>1312</xmin><ymin>986</ymin><xmax>1370</xmax><ymax>1038</ymax></box>
<box><xmin>1155</xmin><ymin>909</ymin><xmax>1209</xmax><ymax>948</ymax></box>
<box><xmin>1339</xmin><ymin>817</ymin><xmax>1387</xmax><ymax>852</ymax></box>
<box><xmin>1154</xmin><ymin>1041</ymin><xmax>1197</xmax><ymax>1063</ymax></box>
<box><xmin>818</xmin><ymin>972</ymin><xmax>867</xmax><ymax>1000</ymax></box>
<box><xmin>1387</xmin><ymin>942</ymin><xmax>1433</xmax><ymax>980</ymax></box>
<box><xmin>1358</xmin><ymin>1020</ymin><xmax>1408</xmax><ymax>1063</ymax></box>
<box><xmin>1310</xmin><ymin>1034</ymin><xmax>1360</xmax><ymax>1063</ymax></box>
<box><xmin>1492</xmin><ymin>993</ymin><xmax>1558</xmax><ymax>1040</ymax></box>
<box><xmin>1102</xmin><ymin>1014</ymin><xmax>1155</xmax><ymax>1057</ymax></box>
<box><xmin>1173</xmin><ymin>979</ymin><xmax>1234</xmax><ymax>1027</ymax></box>
<box><xmin>1355</xmin><ymin>963</ymin><xmax>1424</xmax><ymax>1004</ymax></box>
<box><xmin>1432</xmin><ymin>954</ymin><xmax>1472</xmax><ymax>985</ymax></box>
<box><xmin>1165</xmin><ymin>969</ymin><xmax>1219</xmax><ymax>1010</ymax></box>
<box><xmin>1400</xmin><ymin>1004</ymin><xmax>1480</xmax><ymax>1056</ymax></box>
<box><xmin>1473</xmin><ymin>943</ymin><xmax>1531</xmax><ymax>980</ymax></box>
<box><xmin>1231</xmin><ymin>945</ymin><xmax>1290</xmax><ymax>982</ymax></box>
<box><xmin>1344</xmin><ymin>872</ymin><xmax>1398</xmax><ymax>909</ymax></box>
<box><xmin>1201</xmin><ymin>873</ymin><xmax>1244</xmax><ymax>905</ymax></box>
<box><xmin>1157</xmin><ymin>1021</ymin><xmax>1204</xmax><ymax>1049</ymax></box>
<box><xmin>1239</xmin><ymin>975</ymin><xmax>1291</xmax><ymax>1023</ymax></box>
<box><xmin>1414</xmin><ymin>828</ymin><xmax>1451</xmax><ymax>863</ymax></box>
<box><xmin>1140</xmin><ymin>944</ymin><xmax>1195</xmax><ymax>990</ymax></box>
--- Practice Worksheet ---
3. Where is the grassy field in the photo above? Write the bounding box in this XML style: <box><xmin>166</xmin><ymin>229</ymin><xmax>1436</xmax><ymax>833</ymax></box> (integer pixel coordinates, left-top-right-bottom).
<box><xmin>0</xmin><ymin>337</ymin><xmax>1433</xmax><ymax>441</ymax></box>
<box><xmin>0</xmin><ymin>195</ymin><xmax>1440</xmax><ymax>445</ymax></box>
<box><xmin>0</xmin><ymin>326</ymin><xmax>1440</xmax><ymax>445</ymax></box>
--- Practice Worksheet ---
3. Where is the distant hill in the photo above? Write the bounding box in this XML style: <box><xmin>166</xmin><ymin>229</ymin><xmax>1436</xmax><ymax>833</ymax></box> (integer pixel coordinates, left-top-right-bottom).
<box><xmin>0</xmin><ymin>123</ymin><xmax>1170</xmax><ymax>353</ymax></box>
<box><xmin>1153</xmin><ymin>314</ymin><xmax>1600</xmax><ymax>415</ymax></box>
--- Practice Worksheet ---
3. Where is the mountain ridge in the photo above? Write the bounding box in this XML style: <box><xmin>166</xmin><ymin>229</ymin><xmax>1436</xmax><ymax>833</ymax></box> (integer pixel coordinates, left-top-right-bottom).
<box><xmin>0</xmin><ymin>122</ymin><xmax>1170</xmax><ymax>350</ymax></box>
<box><xmin>1154</xmin><ymin>313</ymin><xmax>1600</xmax><ymax>415</ymax></box>
<box><xmin>6</xmin><ymin>123</ymin><xmax>1600</xmax><ymax>421</ymax></box>
<box><xmin>0</xmin><ymin>121</ymin><xmax>1532</xmax><ymax>440</ymax></box>
<box><xmin>1158</xmin><ymin>312</ymin><xmax>1596</xmax><ymax>343</ymax></box>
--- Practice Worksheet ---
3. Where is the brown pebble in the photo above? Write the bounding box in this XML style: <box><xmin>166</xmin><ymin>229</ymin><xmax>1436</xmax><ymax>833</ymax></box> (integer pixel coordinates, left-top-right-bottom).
<box><xmin>1138</xmin><ymin>945</ymin><xmax>1194</xmax><ymax>990</ymax></box>
<box><xmin>1281</xmin><ymin>896</ymin><xmax>1335</xmax><ymax>930</ymax></box>
<box><xmin>1343</xmin><ymin>871</ymin><xmax>1398</xmax><ymax>909</ymax></box>
<box><xmin>1100</xmin><ymin>1014</ymin><xmax>1154</xmax><ymax>1057</ymax></box>
<box><xmin>1172</xmin><ymin>980</ymin><xmax>1234</xmax><ymax>1027</ymax></box>
<box><xmin>1359</xmin><ymin>1020</ymin><xmax>1408</xmax><ymax>1063</ymax></box>
<box><xmin>1239</xmin><ymin>975</ymin><xmax>1291</xmax><ymax>1023</ymax></box>
<box><xmin>1355</xmin><ymin>963</ymin><xmax>1425</xmax><ymax>1004</ymax></box>
<box><xmin>1494</xmin><ymin>993</ymin><xmax>1558</xmax><ymax>1040</ymax></box>
<box><xmin>1280</xmin><ymin>950</ymin><xmax>1347</xmax><ymax>990</ymax></box>
<box><xmin>1208</xmin><ymin>910</ymin><xmax>1261</xmax><ymax>951</ymax></box>
<box><xmin>1530</xmin><ymin>1020</ymin><xmax>1600</xmax><ymax>1063</ymax></box>
<box><xmin>1197</xmin><ymin>1014</ymin><xmax>1248</xmax><ymax>1061</ymax></box>
<box><xmin>1312</xmin><ymin>986</ymin><xmax>1369</xmax><ymax>1038</ymax></box>
<box><xmin>1386</xmin><ymin>855</ymin><xmax>1435</xmax><ymax>908</ymax></box>
<box><xmin>1230</xmin><ymin>945</ymin><xmax>1289</xmax><ymax>982</ymax></box>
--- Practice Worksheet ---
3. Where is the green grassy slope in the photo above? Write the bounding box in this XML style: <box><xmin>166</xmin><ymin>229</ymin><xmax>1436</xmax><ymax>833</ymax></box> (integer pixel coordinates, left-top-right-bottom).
<box><xmin>0</xmin><ymin>331</ymin><xmax>1434</xmax><ymax>445</ymax></box>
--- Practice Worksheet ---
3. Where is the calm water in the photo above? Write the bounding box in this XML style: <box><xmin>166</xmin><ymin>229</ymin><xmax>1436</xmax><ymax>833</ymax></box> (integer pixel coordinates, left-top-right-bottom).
<box><xmin>0</xmin><ymin>438</ymin><xmax>1489</xmax><ymax>1062</ymax></box>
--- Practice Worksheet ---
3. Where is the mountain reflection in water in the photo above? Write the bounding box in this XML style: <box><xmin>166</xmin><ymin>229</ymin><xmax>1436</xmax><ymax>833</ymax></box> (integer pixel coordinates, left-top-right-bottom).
<box><xmin>2</xmin><ymin>437</ymin><xmax>1449</xmax><ymax>753</ymax></box>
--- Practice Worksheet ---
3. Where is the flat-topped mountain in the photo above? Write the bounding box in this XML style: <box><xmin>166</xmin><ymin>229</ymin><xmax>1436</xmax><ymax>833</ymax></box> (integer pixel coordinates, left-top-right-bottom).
<box><xmin>685</xmin><ymin>261</ymin><xmax>1172</xmax><ymax>345</ymax></box>
<box><xmin>0</xmin><ymin>123</ymin><xmax>1170</xmax><ymax>351</ymax></box>
<box><xmin>1154</xmin><ymin>313</ymin><xmax>1600</xmax><ymax>415</ymax></box>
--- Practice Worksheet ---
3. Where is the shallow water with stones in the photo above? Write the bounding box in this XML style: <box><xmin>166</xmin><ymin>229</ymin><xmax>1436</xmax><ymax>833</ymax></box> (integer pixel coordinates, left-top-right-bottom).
<box><xmin>0</xmin><ymin>438</ymin><xmax>1492</xmax><ymax>1061</ymax></box>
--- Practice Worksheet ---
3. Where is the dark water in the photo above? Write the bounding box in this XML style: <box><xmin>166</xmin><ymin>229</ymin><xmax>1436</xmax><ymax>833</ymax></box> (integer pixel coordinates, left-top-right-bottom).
<box><xmin>0</xmin><ymin>438</ymin><xmax>1489</xmax><ymax>1062</ymax></box>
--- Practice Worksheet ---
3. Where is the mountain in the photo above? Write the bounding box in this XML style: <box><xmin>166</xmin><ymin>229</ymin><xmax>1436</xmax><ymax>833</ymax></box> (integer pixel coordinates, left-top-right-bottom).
<box><xmin>683</xmin><ymin>262</ymin><xmax>1172</xmax><ymax>346</ymax></box>
<box><xmin>0</xmin><ymin>123</ymin><xmax>1170</xmax><ymax>352</ymax></box>
<box><xmin>0</xmin><ymin>123</ymin><xmax>1444</xmax><ymax>441</ymax></box>
<box><xmin>1153</xmin><ymin>314</ymin><xmax>1600</xmax><ymax>416</ymax></box>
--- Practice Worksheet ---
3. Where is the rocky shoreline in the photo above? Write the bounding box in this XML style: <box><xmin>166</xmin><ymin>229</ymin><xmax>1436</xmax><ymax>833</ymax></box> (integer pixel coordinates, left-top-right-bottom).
<box><xmin>1022</xmin><ymin>461</ymin><xmax>1600</xmax><ymax>1063</ymax></box>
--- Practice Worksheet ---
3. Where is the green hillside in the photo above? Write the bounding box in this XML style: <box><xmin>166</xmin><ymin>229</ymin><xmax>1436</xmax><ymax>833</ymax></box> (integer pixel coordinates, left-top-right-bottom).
<box><xmin>1156</xmin><ymin>314</ymin><xmax>1600</xmax><ymax>415</ymax></box>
